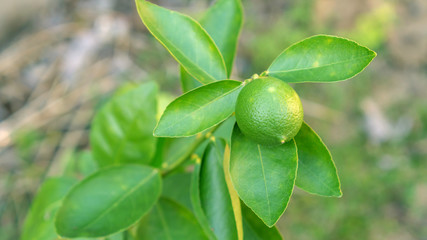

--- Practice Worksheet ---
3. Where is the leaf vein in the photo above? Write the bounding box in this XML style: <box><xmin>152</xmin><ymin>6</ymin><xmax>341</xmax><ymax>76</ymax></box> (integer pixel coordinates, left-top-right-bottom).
<box><xmin>257</xmin><ymin>145</ymin><xmax>272</xmax><ymax>222</ymax></box>
<box><xmin>269</xmin><ymin>55</ymin><xmax>374</xmax><ymax>74</ymax></box>
<box><xmin>80</xmin><ymin>171</ymin><xmax>157</xmax><ymax>231</ymax></box>
<box><xmin>155</xmin><ymin>204</ymin><xmax>173</xmax><ymax>240</ymax></box>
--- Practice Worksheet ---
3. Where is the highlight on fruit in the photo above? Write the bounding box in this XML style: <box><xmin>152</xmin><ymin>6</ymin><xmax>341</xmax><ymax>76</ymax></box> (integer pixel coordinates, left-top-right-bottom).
<box><xmin>235</xmin><ymin>76</ymin><xmax>304</xmax><ymax>146</ymax></box>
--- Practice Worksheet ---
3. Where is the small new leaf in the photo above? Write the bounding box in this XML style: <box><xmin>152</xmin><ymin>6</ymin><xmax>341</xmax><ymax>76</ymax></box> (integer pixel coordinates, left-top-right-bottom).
<box><xmin>268</xmin><ymin>35</ymin><xmax>376</xmax><ymax>83</ymax></box>
<box><xmin>154</xmin><ymin>80</ymin><xmax>243</xmax><ymax>137</ymax></box>
<box><xmin>294</xmin><ymin>122</ymin><xmax>342</xmax><ymax>197</ymax></box>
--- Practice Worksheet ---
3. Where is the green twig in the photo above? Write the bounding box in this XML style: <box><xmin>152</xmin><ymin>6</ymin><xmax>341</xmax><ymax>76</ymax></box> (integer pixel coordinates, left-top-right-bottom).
<box><xmin>160</xmin><ymin>122</ymin><xmax>223</xmax><ymax>177</ymax></box>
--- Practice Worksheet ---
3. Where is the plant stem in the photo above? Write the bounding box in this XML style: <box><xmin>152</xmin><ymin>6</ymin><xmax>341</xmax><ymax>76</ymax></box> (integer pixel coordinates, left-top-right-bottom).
<box><xmin>160</xmin><ymin>122</ymin><xmax>223</xmax><ymax>177</ymax></box>
<box><xmin>260</xmin><ymin>70</ymin><xmax>269</xmax><ymax>77</ymax></box>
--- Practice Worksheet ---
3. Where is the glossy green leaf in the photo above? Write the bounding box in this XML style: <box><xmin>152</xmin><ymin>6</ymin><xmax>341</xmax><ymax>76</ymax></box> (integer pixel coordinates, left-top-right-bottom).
<box><xmin>90</xmin><ymin>81</ymin><xmax>158</xmax><ymax>168</ymax></box>
<box><xmin>136</xmin><ymin>0</ymin><xmax>227</xmax><ymax>84</ymax></box>
<box><xmin>180</xmin><ymin>0</ymin><xmax>243</xmax><ymax>92</ymax></box>
<box><xmin>21</xmin><ymin>177</ymin><xmax>77</xmax><ymax>240</ymax></box>
<box><xmin>55</xmin><ymin>165</ymin><xmax>161</xmax><ymax>238</ymax></box>
<box><xmin>154</xmin><ymin>80</ymin><xmax>243</xmax><ymax>137</ymax></box>
<box><xmin>241</xmin><ymin>203</ymin><xmax>282</xmax><ymax>240</ymax></box>
<box><xmin>156</xmin><ymin>91</ymin><xmax>175</xmax><ymax>122</ymax></box>
<box><xmin>191</xmin><ymin>155</ymin><xmax>218</xmax><ymax>240</ymax></box>
<box><xmin>136</xmin><ymin>198</ymin><xmax>209</xmax><ymax>240</ymax></box>
<box><xmin>200</xmin><ymin>139</ymin><xmax>239</xmax><ymax>240</ymax></box>
<box><xmin>294</xmin><ymin>122</ymin><xmax>342</xmax><ymax>197</ymax></box>
<box><xmin>268</xmin><ymin>35</ymin><xmax>376</xmax><ymax>83</ymax></box>
<box><xmin>230</xmin><ymin>124</ymin><xmax>297</xmax><ymax>227</ymax></box>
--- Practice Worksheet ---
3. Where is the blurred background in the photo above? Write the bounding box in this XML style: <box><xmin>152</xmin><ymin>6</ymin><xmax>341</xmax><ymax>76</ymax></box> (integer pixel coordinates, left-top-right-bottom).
<box><xmin>0</xmin><ymin>0</ymin><xmax>426</xmax><ymax>239</ymax></box>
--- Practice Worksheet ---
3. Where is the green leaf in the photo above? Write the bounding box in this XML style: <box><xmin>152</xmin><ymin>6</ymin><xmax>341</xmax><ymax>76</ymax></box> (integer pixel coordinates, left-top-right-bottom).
<box><xmin>213</xmin><ymin>116</ymin><xmax>236</xmax><ymax>144</ymax></box>
<box><xmin>199</xmin><ymin>139</ymin><xmax>239</xmax><ymax>240</ymax></box>
<box><xmin>136</xmin><ymin>198</ymin><xmax>209</xmax><ymax>240</ymax></box>
<box><xmin>191</xmin><ymin>155</ymin><xmax>218</xmax><ymax>240</ymax></box>
<box><xmin>21</xmin><ymin>177</ymin><xmax>77</xmax><ymax>240</ymax></box>
<box><xmin>154</xmin><ymin>80</ymin><xmax>243</xmax><ymax>137</ymax></box>
<box><xmin>230</xmin><ymin>124</ymin><xmax>297</xmax><ymax>227</ymax></box>
<box><xmin>90</xmin><ymin>81</ymin><xmax>158</xmax><ymax>168</ymax></box>
<box><xmin>267</xmin><ymin>35</ymin><xmax>376</xmax><ymax>83</ymax></box>
<box><xmin>60</xmin><ymin>150</ymin><xmax>99</xmax><ymax>179</ymax></box>
<box><xmin>162</xmin><ymin>172</ymin><xmax>193</xmax><ymax>211</ymax></box>
<box><xmin>180</xmin><ymin>0</ymin><xmax>243</xmax><ymax>92</ymax></box>
<box><xmin>105</xmin><ymin>231</ymin><xmax>127</xmax><ymax>240</ymax></box>
<box><xmin>241</xmin><ymin>203</ymin><xmax>282</xmax><ymax>240</ymax></box>
<box><xmin>151</xmin><ymin>136</ymin><xmax>201</xmax><ymax>171</ymax></box>
<box><xmin>156</xmin><ymin>92</ymin><xmax>175</xmax><ymax>122</ymax></box>
<box><xmin>136</xmin><ymin>0</ymin><xmax>227</xmax><ymax>84</ymax></box>
<box><xmin>201</xmin><ymin>0</ymin><xmax>243</xmax><ymax>74</ymax></box>
<box><xmin>55</xmin><ymin>165</ymin><xmax>161</xmax><ymax>238</ymax></box>
<box><xmin>294</xmin><ymin>122</ymin><xmax>342</xmax><ymax>197</ymax></box>
<box><xmin>76</xmin><ymin>151</ymin><xmax>98</xmax><ymax>177</ymax></box>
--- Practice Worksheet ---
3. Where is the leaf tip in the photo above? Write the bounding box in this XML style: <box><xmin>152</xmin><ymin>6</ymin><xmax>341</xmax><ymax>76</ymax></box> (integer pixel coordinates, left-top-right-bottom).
<box><xmin>327</xmin><ymin>187</ymin><xmax>343</xmax><ymax>198</ymax></box>
<box><xmin>153</xmin><ymin>124</ymin><xmax>163</xmax><ymax>137</ymax></box>
<box><xmin>152</xmin><ymin>130</ymin><xmax>159</xmax><ymax>137</ymax></box>
<box><xmin>253</xmin><ymin>210</ymin><xmax>281</xmax><ymax>229</ymax></box>
<box><xmin>263</xmin><ymin>218</ymin><xmax>277</xmax><ymax>228</ymax></box>
<box><xmin>335</xmin><ymin>188</ymin><xmax>343</xmax><ymax>198</ymax></box>
<box><xmin>371</xmin><ymin>49</ymin><xmax>378</xmax><ymax>59</ymax></box>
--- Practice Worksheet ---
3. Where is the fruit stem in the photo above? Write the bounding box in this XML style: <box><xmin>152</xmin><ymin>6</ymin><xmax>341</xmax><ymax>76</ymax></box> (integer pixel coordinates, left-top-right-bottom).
<box><xmin>243</xmin><ymin>73</ymin><xmax>261</xmax><ymax>84</ymax></box>
<box><xmin>251</xmin><ymin>73</ymin><xmax>259</xmax><ymax>80</ymax></box>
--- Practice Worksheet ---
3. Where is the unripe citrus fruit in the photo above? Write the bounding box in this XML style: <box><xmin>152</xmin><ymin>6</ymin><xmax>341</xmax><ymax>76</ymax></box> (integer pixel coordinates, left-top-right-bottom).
<box><xmin>235</xmin><ymin>76</ymin><xmax>304</xmax><ymax>146</ymax></box>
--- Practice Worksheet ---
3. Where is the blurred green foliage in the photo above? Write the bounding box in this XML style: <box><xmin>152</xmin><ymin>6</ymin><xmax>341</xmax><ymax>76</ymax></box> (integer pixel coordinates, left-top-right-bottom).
<box><xmin>12</xmin><ymin>129</ymin><xmax>43</xmax><ymax>164</ymax></box>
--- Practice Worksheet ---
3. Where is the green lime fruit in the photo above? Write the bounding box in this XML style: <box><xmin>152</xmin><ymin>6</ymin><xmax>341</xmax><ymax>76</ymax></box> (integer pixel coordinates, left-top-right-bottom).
<box><xmin>235</xmin><ymin>76</ymin><xmax>304</xmax><ymax>146</ymax></box>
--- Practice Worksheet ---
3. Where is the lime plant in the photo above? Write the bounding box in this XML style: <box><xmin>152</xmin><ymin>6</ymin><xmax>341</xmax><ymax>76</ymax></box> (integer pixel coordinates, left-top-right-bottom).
<box><xmin>21</xmin><ymin>0</ymin><xmax>376</xmax><ymax>239</ymax></box>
